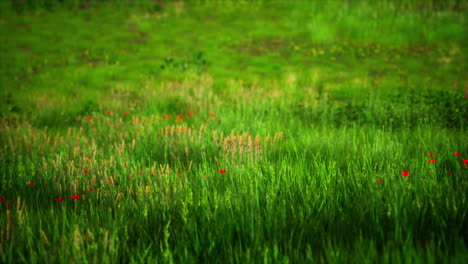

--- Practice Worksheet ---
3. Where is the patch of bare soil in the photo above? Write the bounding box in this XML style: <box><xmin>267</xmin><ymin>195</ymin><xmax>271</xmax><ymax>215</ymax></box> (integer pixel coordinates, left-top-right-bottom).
<box><xmin>229</xmin><ymin>37</ymin><xmax>293</xmax><ymax>56</ymax></box>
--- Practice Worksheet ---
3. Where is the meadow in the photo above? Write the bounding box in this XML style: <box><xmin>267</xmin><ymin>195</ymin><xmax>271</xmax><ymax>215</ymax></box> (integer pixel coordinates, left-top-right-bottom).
<box><xmin>0</xmin><ymin>0</ymin><xmax>468</xmax><ymax>263</ymax></box>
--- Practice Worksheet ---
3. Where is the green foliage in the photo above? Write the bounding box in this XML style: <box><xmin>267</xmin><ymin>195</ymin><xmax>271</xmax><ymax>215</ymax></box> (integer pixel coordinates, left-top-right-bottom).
<box><xmin>160</xmin><ymin>51</ymin><xmax>207</xmax><ymax>75</ymax></box>
<box><xmin>0</xmin><ymin>0</ymin><xmax>467</xmax><ymax>263</ymax></box>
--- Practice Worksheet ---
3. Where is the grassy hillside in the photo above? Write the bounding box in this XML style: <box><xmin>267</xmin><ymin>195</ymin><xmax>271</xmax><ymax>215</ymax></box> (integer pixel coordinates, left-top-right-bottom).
<box><xmin>1</xmin><ymin>0</ymin><xmax>467</xmax><ymax>263</ymax></box>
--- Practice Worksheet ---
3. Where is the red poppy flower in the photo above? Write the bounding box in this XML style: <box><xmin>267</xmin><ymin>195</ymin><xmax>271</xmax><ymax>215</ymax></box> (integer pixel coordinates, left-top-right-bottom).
<box><xmin>219</xmin><ymin>169</ymin><xmax>226</xmax><ymax>173</ymax></box>
<box><xmin>462</xmin><ymin>159</ymin><xmax>468</xmax><ymax>164</ymax></box>
<box><xmin>210</xmin><ymin>112</ymin><xmax>215</xmax><ymax>117</ymax></box>
<box><xmin>402</xmin><ymin>171</ymin><xmax>410</xmax><ymax>177</ymax></box>
<box><xmin>448</xmin><ymin>172</ymin><xmax>453</xmax><ymax>176</ymax></box>
<box><xmin>88</xmin><ymin>188</ymin><xmax>94</xmax><ymax>192</ymax></box>
<box><xmin>178</xmin><ymin>115</ymin><xmax>183</xmax><ymax>119</ymax></box>
<box><xmin>123</xmin><ymin>112</ymin><xmax>129</xmax><ymax>116</ymax></box>
<box><xmin>71</xmin><ymin>195</ymin><xmax>80</xmax><ymax>199</ymax></box>
<box><xmin>428</xmin><ymin>160</ymin><xmax>437</xmax><ymax>163</ymax></box>
<box><xmin>107</xmin><ymin>110</ymin><xmax>112</xmax><ymax>114</ymax></box>
<box><xmin>428</xmin><ymin>152</ymin><xmax>436</xmax><ymax>157</ymax></box>
<box><xmin>123</xmin><ymin>163</ymin><xmax>127</xmax><ymax>166</ymax></box>
<box><xmin>84</xmin><ymin>169</ymin><xmax>89</xmax><ymax>174</ymax></box>
<box><xmin>189</xmin><ymin>110</ymin><xmax>195</xmax><ymax>114</ymax></box>
<box><xmin>139</xmin><ymin>168</ymin><xmax>144</xmax><ymax>172</ymax></box>
<box><xmin>0</xmin><ymin>197</ymin><xmax>5</xmax><ymax>202</ymax></box>
<box><xmin>108</xmin><ymin>177</ymin><xmax>114</xmax><ymax>181</ymax></box>
<box><xmin>28</xmin><ymin>182</ymin><xmax>35</xmax><ymax>186</ymax></box>
<box><xmin>453</xmin><ymin>153</ymin><xmax>462</xmax><ymax>156</ymax></box>
<box><xmin>377</xmin><ymin>179</ymin><xmax>383</xmax><ymax>182</ymax></box>
<box><xmin>55</xmin><ymin>198</ymin><xmax>64</xmax><ymax>202</ymax></box>
<box><xmin>87</xmin><ymin>116</ymin><xmax>93</xmax><ymax>120</ymax></box>
<box><xmin>109</xmin><ymin>182</ymin><xmax>115</xmax><ymax>186</ymax></box>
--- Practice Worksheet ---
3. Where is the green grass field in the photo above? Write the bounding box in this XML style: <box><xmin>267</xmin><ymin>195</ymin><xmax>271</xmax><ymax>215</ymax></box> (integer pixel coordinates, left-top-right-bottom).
<box><xmin>1</xmin><ymin>0</ymin><xmax>468</xmax><ymax>263</ymax></box>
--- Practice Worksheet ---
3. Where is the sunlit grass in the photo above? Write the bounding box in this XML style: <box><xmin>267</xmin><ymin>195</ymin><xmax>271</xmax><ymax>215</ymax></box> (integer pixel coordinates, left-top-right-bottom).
<box><xmin>0</xmin><ymin>0</ymin><xmax>467</xmax><ymax>263</ymax></box>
